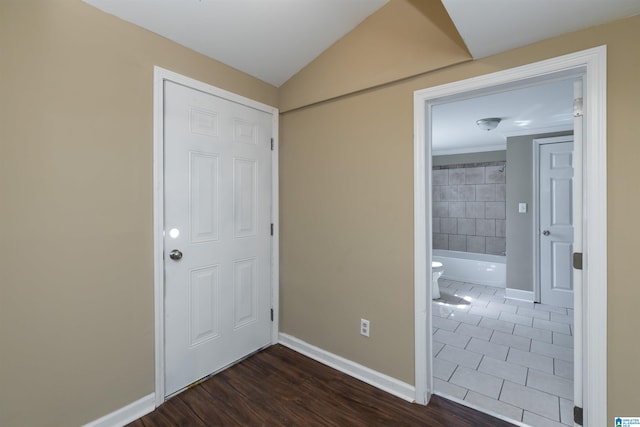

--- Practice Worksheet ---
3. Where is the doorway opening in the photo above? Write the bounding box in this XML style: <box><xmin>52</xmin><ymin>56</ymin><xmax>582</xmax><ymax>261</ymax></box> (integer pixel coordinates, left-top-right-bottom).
<box><xmin>413</xmin><ymin>46</ymin><xmax>607</xmax><ymax>426</ymax></box>
<box><xmin>430</xmin><ymin>78</ymin><xmax>577</xmax><ymax>425</ymax></box>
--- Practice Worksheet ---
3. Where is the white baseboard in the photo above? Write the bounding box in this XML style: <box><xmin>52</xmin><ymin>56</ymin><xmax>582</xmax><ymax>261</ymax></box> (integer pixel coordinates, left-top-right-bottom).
<box><xmin>505</xmin><ymin>288</ymin><xmax>535</xmax><ymax>302</ymax></box>
<box><xmin>442</xmin><ymin>274</ymin><xmax>505</xmax><ymax>288</ymax></box>
<box><xmin>83</xmin><ymin>393</ymin><xmax>155</xmax><ymax>427</ymax></box>
<box><xmin>278</xmin><ymin>333</ymin><xmax>415</xmax><ymax>403</ymax></box>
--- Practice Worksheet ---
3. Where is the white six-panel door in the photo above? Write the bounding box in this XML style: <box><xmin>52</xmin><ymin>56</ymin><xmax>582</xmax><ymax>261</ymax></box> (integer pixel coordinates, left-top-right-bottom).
<box><xmin>163</xmin><ymin>81</ymin><xmax>273</xmax><ymax>396</ymax></box>
<box><xmin>539</xmin><ymin>139</ymin><xmax>574</xmax><ymax>309</ymax></box>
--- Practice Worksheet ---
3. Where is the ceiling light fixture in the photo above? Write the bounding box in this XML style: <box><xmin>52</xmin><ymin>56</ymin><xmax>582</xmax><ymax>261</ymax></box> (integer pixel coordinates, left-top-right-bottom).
<box><xmin>476</xmin><ymin>117</ymin><xmax>502</xmax><ymax>131</ymax></box>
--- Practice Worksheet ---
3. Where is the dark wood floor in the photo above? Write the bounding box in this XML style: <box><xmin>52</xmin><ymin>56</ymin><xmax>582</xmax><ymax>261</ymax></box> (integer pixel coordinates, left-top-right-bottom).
<box><xmin>128</xmin><ymin>344</ymin><xmax>514</xmax><ymax>426</ymax></box>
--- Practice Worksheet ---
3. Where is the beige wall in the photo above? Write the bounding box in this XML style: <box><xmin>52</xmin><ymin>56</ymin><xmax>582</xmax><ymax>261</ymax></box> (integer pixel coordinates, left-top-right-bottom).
<box><xmin>0</xmin><ymin>1</ymin><xmax>277</xmax><ymax>426</ymax></box>
<box><xmin>280</xmin><ymin>85</ymin><xmax>416</xmax><ymax>381</ymax></box>
<box><xmin>278</xmin><ymin>0</ymin><xmax>470</xmax><ymax>112</ymax></box>
<box><xmin>280</xmin><ymin>13</ymin><xmax>640</xmax><ymax>420</ymax></box>
<box><xmin>2</xmin><ymin>0</ymin><xmax>639</xmax><ymax>424</ymax></box>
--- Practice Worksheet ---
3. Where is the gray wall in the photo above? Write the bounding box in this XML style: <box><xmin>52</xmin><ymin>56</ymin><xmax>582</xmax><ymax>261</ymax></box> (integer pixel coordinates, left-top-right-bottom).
<box><xmin>505</xmin><ymin>132</ymin><xmax>573</xmax><ymax>292</ymax></box>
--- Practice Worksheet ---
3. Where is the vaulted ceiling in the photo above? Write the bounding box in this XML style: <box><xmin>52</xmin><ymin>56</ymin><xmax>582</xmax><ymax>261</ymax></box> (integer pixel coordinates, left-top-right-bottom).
<box><xmin>83</xmin><ymin>0</ymin><xmax>640</xmax><ymax>87</ymax></box>
<box><xmin>82</xmin><ymin>0</ymin><xmax>640</xmax><ymax>152</ymax></box>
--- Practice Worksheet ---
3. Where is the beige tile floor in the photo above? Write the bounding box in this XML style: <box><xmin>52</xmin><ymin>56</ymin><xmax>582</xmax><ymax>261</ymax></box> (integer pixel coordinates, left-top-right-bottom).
<box><xmin>432</xmin><ymin>279</ymin><xmax>574</xmax><ymax>427</ymax></box>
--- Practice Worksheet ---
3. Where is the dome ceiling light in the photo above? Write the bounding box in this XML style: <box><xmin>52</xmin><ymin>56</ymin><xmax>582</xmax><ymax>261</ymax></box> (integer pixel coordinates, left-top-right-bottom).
<box><xmin>476</xmin><ymin>117</ymin><xmax>502</xmax><ymax>131</ymax></box>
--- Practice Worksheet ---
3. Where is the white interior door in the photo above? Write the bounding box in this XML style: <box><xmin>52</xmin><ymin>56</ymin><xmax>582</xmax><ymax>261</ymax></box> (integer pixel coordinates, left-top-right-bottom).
<box><xmin>163</xmin><ymin>80</ymin><xmax>273</xmax><ymax>397</ymax></box>
<box><xmin>539</xmin><ymin>138</ymin><xmax>574</xmax><ymax>308</ymax></box>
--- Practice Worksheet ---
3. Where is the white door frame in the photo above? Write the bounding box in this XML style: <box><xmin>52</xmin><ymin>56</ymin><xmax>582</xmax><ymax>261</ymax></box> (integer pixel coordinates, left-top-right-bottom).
<box><xmin>413</xmin><ymin>46</ymin><xmax>607</xmax><ymax>426</ymax></box>
<box><xmin>152</xmin><ymin>66</ymin><xmax>280</xmax><ymax>406</ymax></box>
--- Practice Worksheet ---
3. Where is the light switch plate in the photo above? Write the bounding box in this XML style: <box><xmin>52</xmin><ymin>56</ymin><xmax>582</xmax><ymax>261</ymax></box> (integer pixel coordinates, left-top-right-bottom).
<box><xmin>518</xmin><ymin>202</ymin><xmax>527</xmax><ymax>213</ymax></box>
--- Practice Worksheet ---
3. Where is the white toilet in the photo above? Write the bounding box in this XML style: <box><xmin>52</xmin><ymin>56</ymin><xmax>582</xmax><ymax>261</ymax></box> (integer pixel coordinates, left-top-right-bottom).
<box><xmin>432</xmin><ymin>261</ymin><xmax>444</xmax><ymax>299</ymax></box>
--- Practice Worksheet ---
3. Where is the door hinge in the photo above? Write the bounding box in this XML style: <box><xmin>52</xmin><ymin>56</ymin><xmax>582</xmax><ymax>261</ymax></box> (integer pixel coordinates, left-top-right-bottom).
<box><xmin>270</xmin><ymin>308</ymin><xmax>274</xmax><ymax>322</ymax></box>
<box><xmin>270</xmin><ymin>138</ymin><xmax>274</xmax><ymax>151</ymax></box>
<box><xmin>573</xmin><ymin>252</ymin><xmax>583</xmax><ymax>270</ymax></box>
<box><xmin>270</xmin><ymin>223</ymin><xmax>274</xmax><ymax>236</ymax></box>
<box><xmin>574</xmin><ymin>406</ymin><xmax>583</xmax><ymax>425</ymax></box>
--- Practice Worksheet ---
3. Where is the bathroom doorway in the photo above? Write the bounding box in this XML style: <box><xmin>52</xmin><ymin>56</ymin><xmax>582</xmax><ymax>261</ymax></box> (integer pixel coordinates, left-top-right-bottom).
<box><xmin>429</xmin><ymin>79</ymin><xmax>576</xmax><ymax>425</ymax></box>
<box><xmin>413</xmin><ymin>47</ymin><xmax>607</xmax><ymax>426</ymax></box>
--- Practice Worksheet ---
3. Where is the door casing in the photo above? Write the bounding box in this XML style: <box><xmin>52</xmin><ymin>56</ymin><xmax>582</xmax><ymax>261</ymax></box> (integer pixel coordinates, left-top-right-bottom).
<box><xmin>413</xmin><ymin>46</ymin><xmax>607</xmax><ymax>426</ymax></box>
<box><xmin>152</xmin><ymin>66</ymin><xmax>280</xmax><ymax>406</ymax></box>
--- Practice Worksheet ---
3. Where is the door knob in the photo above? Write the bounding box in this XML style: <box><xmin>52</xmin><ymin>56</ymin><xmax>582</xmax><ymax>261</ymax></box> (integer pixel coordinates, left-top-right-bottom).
<box><xmin>542</xmin><ymin>230</ymin><xmax>550</xmax><ymax>236</ymax></box>
<box><xmin>169</xmin><ymin>249</ymin><xmax>183</xmax><ymax>260</ymax></box>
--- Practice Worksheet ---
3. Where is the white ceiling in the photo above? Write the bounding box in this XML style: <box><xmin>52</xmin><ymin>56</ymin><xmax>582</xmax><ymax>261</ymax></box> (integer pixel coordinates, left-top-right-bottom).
<box><xmin>441</xmin><ymin>0</ymin><xmax>640</xmax><ymax>59</ymax></box>
<box><xmin>82</xmin><ymin>0</ymin><xmax>640</xmax><ymax>87</ymax></box>
<box><xmin>432</xmin><ymin>79</ymin><xmax>575</xmax><ymax>155</ymax></box>
<box><xmin>82</xmin><ymin>0</ymin><xmax>388</xmax><ymax>87</ymax></box>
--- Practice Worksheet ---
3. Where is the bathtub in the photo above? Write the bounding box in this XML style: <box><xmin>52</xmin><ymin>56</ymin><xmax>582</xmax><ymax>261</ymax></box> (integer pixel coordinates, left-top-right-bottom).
<box><xmin>432</xmin><ymin>249</ymin><xmax>506</xmax><ymax>288</ymax></box>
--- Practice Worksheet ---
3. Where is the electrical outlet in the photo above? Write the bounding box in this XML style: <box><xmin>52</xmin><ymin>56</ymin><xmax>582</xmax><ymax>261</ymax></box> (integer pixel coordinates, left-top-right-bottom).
<box><xmin>360</xmin><ymin>319</ymin><xmax>370</xmax><ymax>337</ymax></box>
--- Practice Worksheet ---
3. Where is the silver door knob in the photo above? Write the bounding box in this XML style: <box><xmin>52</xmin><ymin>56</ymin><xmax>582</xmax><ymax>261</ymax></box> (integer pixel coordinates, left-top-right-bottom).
<box><xmin>169</xmin><ymin>249</ymin><xmax>183</xmax><ymax>260</ymax></box>
<box><xmin>543</xmin><ymin>230</ymin><xmax>550</xmax><ymax>236</ymax></box>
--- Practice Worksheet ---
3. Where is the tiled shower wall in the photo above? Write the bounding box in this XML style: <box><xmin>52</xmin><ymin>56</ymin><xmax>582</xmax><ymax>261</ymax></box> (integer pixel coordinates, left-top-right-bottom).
<box><xmin>432</xmin><ymin>162</ymin><xmax>506</xmax><ymax>255</ymax></box>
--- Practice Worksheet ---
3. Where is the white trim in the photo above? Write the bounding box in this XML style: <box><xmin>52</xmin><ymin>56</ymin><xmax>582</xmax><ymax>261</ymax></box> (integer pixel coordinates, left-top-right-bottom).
<box><xmin>83</xmin><ymin>393</ymin><xmax>155</xmax><ymax>427</ymax></box>
<box><xmin>413</xmin><ymin>46</ymin><xmax>607</xmax><ymax>426</ymax></box>
<box><xmin>413</xmin><ymin>87</ymin><xmax>430</xmax><ymax>405</ymax></box>
<box><xmin>153</xmin><ymin>66</ymin><xmax>280</xmax><ymax>406</ymax></box>
<box><xmin>582</xmin><ymin>45</ymin><xmax>607</xmax><ymax>427</ymax></box>
<box><xmin>152</xmin><ymin>66</ymin><xmax>165</xmax><ymax>407</ymax></box>
<box><xmin>501</xmin><ymin>123</ymin><xmax>572</xmax><ymax>139</ymax></box>
<box><xmin>271</xmin><ymin>111</ymin><xmax>280</xmax><ymax>344</ymax></box>
<box><xmin>432</xmin><ymin>143</ymin><xmax>506</xmax><ymax>156</ymax></box>
<box><xmin>571</xmin><ymin>78</ymin><xmax>585</xmax><ymax>410</ymax></box>
<box><xmin>279</xmin><ymin>333</ymin><xmax>416</xmax><ymax>403</ymax></box>
<box><xmin>505</xmin><ymin>288</ymin><xmax>535</xmax><ymax>302</ymax></box>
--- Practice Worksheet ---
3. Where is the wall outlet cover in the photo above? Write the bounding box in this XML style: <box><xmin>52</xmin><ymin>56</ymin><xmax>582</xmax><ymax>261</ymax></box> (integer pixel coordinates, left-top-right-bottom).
<box><xmin>360</xmin><ymin>319</ymin><xmax>370</xmax><ymax>337</ymax></box>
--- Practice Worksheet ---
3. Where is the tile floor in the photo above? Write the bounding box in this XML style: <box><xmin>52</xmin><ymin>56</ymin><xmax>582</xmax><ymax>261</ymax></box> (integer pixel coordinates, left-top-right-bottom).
<box><xmin>432</xmin><ymin>279</ymin><xmax>574</xmax><ymax>427</ymax></box>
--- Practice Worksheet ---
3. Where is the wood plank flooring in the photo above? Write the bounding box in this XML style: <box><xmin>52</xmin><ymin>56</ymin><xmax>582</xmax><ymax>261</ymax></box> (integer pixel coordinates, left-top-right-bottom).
<box><xmin>128</xmin><ymin>344</ymin><xmax>514</xmax><ymax>426</ymax></box>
